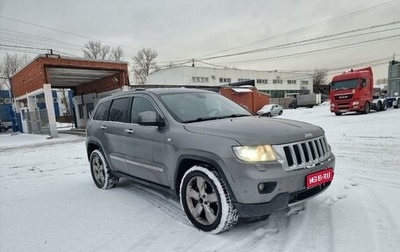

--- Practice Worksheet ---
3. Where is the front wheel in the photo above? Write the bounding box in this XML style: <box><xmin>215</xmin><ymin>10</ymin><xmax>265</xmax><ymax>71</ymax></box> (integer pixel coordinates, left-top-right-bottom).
<box><xmin>362</xmin><ymin>102</ymin><xmax>370</xmax><ymax>114</ymax></box>
<box><xmin>180</xmin><ymin>166</ymin><xmax>238</xmax><ymax>234</ymax></box>
<box><xmin>90</xmin><ymin>149</ymin><xmax>119</xmax><ymax>189</ymax></box>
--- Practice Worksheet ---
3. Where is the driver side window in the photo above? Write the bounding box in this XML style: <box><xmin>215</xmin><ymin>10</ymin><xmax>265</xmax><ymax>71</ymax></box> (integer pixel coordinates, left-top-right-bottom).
<box><xmin>131</xmin><ymin>96</ymin><xmax>158</xmax><ymax>124</ymax></box>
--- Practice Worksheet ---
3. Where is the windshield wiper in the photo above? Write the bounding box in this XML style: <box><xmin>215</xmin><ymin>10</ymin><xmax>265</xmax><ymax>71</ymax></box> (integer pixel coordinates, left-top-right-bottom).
<box><xmin>183</xmin><ymin>114</ymin><xmax>249</xmax><ymax>123</ymax></box>
<box><xmin>183</xmin><ymin>117</ymin><xmax>217</xmax><ymax>123</ymax></box>
<box><xmin>216</xmin><ymin>114</ymin><xmax>250</xmax><ymax>119</ymax></box>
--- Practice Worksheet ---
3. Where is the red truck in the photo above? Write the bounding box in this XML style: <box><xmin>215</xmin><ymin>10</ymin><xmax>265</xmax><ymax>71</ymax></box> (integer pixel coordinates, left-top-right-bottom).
<box><xmin>329</xmin><ymin>67</ymin><xmax>398</xmax><ymax>116</ymax></box>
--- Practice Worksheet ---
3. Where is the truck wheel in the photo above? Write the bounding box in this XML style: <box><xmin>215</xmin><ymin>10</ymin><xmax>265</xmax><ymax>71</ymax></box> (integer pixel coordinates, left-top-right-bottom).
<box><xmin>335</xmin><ymin>112</ymin><xmax>342</xmax><ymax>116</ymax></box>
<box><xmin>376</xmin><ymin>101</ymin><xmax>382</xmax><ymax>111</ymax></box>
<box><xmin>90</xmin><ymin>149</ymin><xmax>119</xmax><ymax>189</ymax></box>
<box><xmin>363</xmin><ymin>102</ymin><xmax>370</xmax><ymax>114</ymax></box>
<box><xmin>382</xmin><ymin>101</ymin><xmax>387</xmax><ymax>111</ymax></box>
<box><xmin>180</xmin><ymin>166</ymin><xmax>238</xmax><ymax>234</ymax></box>
<box><xmin>394</xmin><ymin>99</ymin><xmax>399</xmax><ymax>109</ymax></box>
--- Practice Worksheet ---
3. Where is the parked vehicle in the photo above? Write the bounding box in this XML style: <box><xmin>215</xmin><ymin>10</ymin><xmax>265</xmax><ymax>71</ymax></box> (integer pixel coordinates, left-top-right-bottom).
<box><xmin>257</xmin><ymin>104</ymin><xmax>283</xmax><ymax>117</ymax></box>
<box><xmin>289</xmin><ymin>94</ymin><xmax>322</xmax><ymax>109</ymax></box>
<box><xmin>86</xmin><ymin>88</ymin><xmax>335</xmax><ymax>234</ymax></box>
<box><xmin>329</xmin><ymin>67</ymin><xmax>399</xmax><ymax>115</ymax></box>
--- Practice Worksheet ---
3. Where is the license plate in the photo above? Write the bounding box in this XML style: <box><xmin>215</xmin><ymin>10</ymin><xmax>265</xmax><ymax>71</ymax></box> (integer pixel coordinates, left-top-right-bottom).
<box><xmin>306</xmin><ymin>168</ymin><xmax>334</xmax><ymax>188</ymax></box>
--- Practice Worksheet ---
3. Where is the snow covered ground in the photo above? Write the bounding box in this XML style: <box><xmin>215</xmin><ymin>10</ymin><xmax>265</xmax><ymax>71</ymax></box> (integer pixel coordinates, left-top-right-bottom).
<box><xmin>1</xmin><ymin>105</ymin><xmax>399</xmax><ymax>252</ymax></box>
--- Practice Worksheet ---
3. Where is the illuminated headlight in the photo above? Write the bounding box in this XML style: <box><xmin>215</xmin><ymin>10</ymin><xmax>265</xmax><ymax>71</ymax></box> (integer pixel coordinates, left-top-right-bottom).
<box><xmin>352</xmin><ymin>101</ymin><xmax>360</xmax><ymax>105</ymax></box>
<box><xmin>233</xmin><ymin>145</ymin><xmax>277</xmax><ymax>162</ymax></box>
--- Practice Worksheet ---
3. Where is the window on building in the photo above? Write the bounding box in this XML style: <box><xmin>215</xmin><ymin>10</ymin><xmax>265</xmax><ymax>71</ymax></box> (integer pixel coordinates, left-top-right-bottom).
<box><xmin>219</xmin><ymin>78</ymin><xmax>231</xmax><ymax>83</ymax></box>
<box><xmin>86</xmin><ymin>103</ymin><xmax>94</xmax><ymax>118</ymax></box>
<box><xmin>256</xmin><ymin>79</ymin><xmax>268</xmax><ymax>84</ymax></box>
<box><xmin>192</xmin><ymin>76</ymin><xmax>209</xmax><ymax>83</ymax></box>
<box><xmin>269</xmin><ymin>90</ymin><xmax>285</xmax><ymax>98</ymax></box>
<box><xmin>238</xmin><ymin>78</ymin><xmax>251</xmax><ymax>82</ymax></box>
<box><xmin>287</xmin><ymin>80</ymin><xmax>297</xmax><ymax>84</ymax></box>
<box><xmin>78</xmin><ymin>104</ymin><xmax>84</xmax><ymax>119</ymax></box>
<box><xmin>300</xmin><ymin>80</ymin><xmax>309</xmax><ymax>85</ymax></box>
<box><xmin>273</xmin><ymin>79</ymin><xmax>283</xmax><ymax>84</ymax></box>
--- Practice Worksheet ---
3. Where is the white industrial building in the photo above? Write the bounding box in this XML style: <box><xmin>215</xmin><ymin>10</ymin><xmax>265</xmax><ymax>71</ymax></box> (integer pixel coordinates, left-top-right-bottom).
<box><xmin>146</xmin><ymin>66</ymin><xmax>313</xmax><ymax>98</ymax></box>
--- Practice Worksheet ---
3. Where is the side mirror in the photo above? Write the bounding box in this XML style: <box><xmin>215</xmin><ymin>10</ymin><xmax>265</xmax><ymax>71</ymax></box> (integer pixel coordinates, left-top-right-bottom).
<box><xmin>138</xmin><ymin>111</ymin><xmax>165</xmax><ymax>127</ymax></box>
<box><xmin>361</xmin><ymin>79</ymin><xmax>367</xmax><ymax>88</ymax></box>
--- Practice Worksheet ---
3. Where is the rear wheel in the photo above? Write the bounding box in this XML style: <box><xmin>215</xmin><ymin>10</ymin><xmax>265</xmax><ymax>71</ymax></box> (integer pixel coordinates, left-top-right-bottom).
<box><xmin>180</xmin><ymin>166</ymin><xmax>238</xmax><ymax>234</ymax></box>
<box><xmin>278</xmin><ymin>110</ymin><xmax>283</xmax><ymax>115</ymax></box>
<box><xmin>90</xmin><ymin>149</ymin><xmax>119</xmax><ymax>189</ymax></box>
<box><xmin>382</xmin><ymin>101</ymin><xmax>387</xmax><ymax>111</ymax></box>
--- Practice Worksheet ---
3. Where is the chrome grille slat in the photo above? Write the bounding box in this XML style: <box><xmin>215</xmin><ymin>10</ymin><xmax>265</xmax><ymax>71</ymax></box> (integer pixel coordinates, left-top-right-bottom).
<box><xmin>274</xmin><ymin>136</ymin><xmax>331</xmax><ymax>171</ymax></box>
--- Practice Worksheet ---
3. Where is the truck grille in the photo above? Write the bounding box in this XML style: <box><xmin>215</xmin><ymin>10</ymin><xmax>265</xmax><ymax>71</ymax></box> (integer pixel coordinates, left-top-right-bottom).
<box><xmin>334</xmin><ymin>94</ymin><xmax>353</xmax><ymax>100</ymax></box>
<box><xmin>274</xmin><ymin>136</ymin><xmax>331</xmax><ymax>171</ymax></box>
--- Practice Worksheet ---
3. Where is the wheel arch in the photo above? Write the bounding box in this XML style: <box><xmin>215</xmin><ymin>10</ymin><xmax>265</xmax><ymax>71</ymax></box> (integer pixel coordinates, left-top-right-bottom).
<box><xmin>174</xmin><ymin>154</ymin><xmax>236</xmax><ymax>202</ymax></box>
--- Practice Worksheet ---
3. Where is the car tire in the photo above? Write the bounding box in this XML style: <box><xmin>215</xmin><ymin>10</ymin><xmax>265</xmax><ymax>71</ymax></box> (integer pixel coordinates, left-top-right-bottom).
<box><xmin>376</xmin><ymin>101</ymin><xmax>382</xmax><ymax>111</ymax></box>
<box><xmin>335</xmin><ymin>112</ymin><xmax>342</xmax><ymax>116</ymax></box>
<box><xmin>90</xmin><ymin>149</ymin><xmax>119</xmax><ymax>189</ymax></box>
<box><xmin>278</xmin><ymin>111</ymin><xmax>283</xmax><ymax>115</ymax></box>
<box><xmin>180</xmin><ymin>166</ymin><xmax>238</xmax><ymax>234</ymax></box>
<box><xmin>382</xmin><ymin>101</ymin><xmax>387</xmax><ymax>111</ymax></box>
<box><xmin>266</xmin><ymin>113</ymin><xmax>272</xmax><ymax>117</ymax></box>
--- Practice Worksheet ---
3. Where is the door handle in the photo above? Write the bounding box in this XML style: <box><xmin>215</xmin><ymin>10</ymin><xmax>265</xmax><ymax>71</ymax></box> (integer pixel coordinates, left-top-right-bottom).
<box><xmin>125</xmin><ymin>129</ymin><xmax>134</xmax><ymax>134</ymax></box>
<box><xmin>100</xmin><ymin>125</ymin><xmax>107</xmax><ymax>130</ymax></box>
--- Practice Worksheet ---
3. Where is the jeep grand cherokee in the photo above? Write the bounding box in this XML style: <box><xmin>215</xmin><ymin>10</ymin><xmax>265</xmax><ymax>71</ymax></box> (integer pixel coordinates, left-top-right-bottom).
<box><xmin>86</xmin><ymin>88</ymin><xmax>335</xmax><ymax>234</ymax></box>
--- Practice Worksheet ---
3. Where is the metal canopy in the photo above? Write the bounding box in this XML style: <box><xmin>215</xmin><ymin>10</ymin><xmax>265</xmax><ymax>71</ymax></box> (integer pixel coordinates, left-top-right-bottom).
<box><xmin>46</xmin><ymin>67</ymin><xmax>120</xmax><ymax>88</ymax></box>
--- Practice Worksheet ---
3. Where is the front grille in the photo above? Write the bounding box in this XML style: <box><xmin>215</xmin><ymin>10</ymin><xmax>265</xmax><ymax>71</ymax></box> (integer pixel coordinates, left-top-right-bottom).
<box><xmin>334</xmin><ymin>94</ymin><xmax>353</xmax><ymax>100</ymax></box>
<box><xmin>274</xmin><ymin>136</ymin><xmax>331</xmax><ymax>171</ymax></box>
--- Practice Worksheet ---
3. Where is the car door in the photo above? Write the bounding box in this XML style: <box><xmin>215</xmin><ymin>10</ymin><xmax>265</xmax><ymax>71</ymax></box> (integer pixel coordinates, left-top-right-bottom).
<box><xmin>123</xmin><ymin>95</ymin><xmax>169</xmax><ymax>186</ymax></box>
<box><xmin>103</xmin><ymin>97</ymin><xmax>132</xmax><ymax>174</ymax></box>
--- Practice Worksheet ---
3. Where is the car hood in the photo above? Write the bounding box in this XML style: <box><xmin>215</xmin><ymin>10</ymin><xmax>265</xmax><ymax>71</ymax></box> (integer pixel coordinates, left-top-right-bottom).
<box><xmin>183</xmin><ymin>116</ymin><xmax>324</xmax><ymax>145</ymax></box>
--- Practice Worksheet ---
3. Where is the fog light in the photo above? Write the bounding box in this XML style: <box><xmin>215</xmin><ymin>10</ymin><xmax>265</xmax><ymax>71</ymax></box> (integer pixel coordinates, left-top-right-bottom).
<box><xmin>258</xmin><ymin>182</ymin><xmax>277</xmax><ymax>194</ymax></box>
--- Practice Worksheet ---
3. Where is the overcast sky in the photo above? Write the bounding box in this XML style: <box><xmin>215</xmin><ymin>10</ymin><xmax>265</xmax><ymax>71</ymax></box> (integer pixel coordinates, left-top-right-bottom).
<box><xmin>1</xmin><ymin>0</ymin><xmax>399</xmax><ymax>80</ymax></box>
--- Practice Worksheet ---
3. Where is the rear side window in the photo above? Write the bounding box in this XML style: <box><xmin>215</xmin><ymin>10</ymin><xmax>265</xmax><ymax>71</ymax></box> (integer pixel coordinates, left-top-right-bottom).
<box><xmin>93</xmin><ymin>100</ymin><xmax>111</xmax><ymax>121</ymax></box>
<box><xmin>109</xmin><ymin>97</ymin><xmax>131</xmax><ymax>123</ymax></box>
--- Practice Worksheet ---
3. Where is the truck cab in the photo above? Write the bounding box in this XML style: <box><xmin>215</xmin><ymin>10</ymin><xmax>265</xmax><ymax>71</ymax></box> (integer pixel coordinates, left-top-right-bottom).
<box><xmin>329</xmin><ymin>67</ymin><xmax>385</xmax><ymax>115</ymax></box>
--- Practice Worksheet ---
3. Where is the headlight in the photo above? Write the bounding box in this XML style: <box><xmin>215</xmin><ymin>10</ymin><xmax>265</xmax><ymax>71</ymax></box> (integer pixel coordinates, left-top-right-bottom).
<box><xmin>352</xmin><ymin>101</ymin><xmax>359</xmax><ymax>105</ymax></box>
<box><xmin>233</xmin><ymin>145</ymin><xmax>277</xmax><ymax>162</ymax></box>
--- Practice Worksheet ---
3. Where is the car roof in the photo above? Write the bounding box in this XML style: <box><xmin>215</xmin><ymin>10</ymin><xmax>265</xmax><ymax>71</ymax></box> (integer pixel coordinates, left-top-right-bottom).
<box><xmin>97</xmin><ymin>88</ymin><xmax>214</xmax><ymax>103</ymax></box>
<box><xmin>115</xmin><ymin>87</ymin><xmax>212</xmax><ymax>97</ymax></box>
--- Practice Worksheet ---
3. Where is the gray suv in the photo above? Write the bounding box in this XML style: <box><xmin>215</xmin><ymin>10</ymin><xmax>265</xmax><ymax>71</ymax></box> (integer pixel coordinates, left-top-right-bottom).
<box><xmin>86</xmin><ymin>88</ymin><xmax>335</xmax><ymax>234</ymax></box>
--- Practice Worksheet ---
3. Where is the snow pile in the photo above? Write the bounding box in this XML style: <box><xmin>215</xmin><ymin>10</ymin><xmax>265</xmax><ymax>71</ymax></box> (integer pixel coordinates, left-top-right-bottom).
<box><xmin>1</xmin><ymin>106</ymin><xmax>400</xmax><ymax>252</ymax></box>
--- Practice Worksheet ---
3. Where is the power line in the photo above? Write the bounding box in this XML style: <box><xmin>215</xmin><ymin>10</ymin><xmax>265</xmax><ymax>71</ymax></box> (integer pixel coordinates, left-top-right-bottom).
<box><xmin>198</xmin><ymin>0</ymin><xmax>400</xmax><ymax>58</ymax></box>
<box><xmin>0</xmin><ymin>15</ymin><xmax>186</xmax><ymax>60</ymax></box>
<box><xmin>200</xmin><ymin>21</ymin><xmax>400</xmax><ymax>62</ymax></box>
<box><xmin>220</xmin><ymin>35</ymin><xmax>400</xmax><ymax>65</ymax></box>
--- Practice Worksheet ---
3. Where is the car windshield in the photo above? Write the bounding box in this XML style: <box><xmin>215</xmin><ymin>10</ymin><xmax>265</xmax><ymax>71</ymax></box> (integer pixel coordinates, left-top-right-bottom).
<box><xmin>261</xmin><ymin>104</ymin><xmax>274</xmax><ymax>110</ymax></box>
<box><xmin>158</xmin><ymin>91</ymin><xmax>252</xmax><ymax>123</ymax></box>
<box><xmin>331</xmin><ymin>79</ymin><xmax>359</xmax><ymax>90</ymax></box>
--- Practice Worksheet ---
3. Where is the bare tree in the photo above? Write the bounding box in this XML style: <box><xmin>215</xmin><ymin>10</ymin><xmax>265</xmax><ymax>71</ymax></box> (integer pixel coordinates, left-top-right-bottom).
<box><xmin>313</xmin><ymin>69</ymin><xmax>328</xmax><ymax>94</ymax></box>
<box><xmin>111</xmin><ymin>46</ymin><xmax>124</xmax><ymax>61</ymax></box>
<box><xmin>83</xmin><ymin>41</ymin><xmax>124</xmax><ymax>61</ymax></box>
<box><xmin>0</xmin><ymin>53</ymin><xmax>30</xmax><ymax>90</ymax></box>
<box><xmin>133</xmin><ymin>48</ymin><xmax>158</xmax><ymax>85</ymax></box>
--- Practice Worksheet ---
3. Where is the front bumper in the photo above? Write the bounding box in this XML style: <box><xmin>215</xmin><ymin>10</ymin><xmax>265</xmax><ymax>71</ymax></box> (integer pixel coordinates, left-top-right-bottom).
<box><xmin>222</xmin><ymin>153</ymin><xmax>335</xmax><ymax>218</ymax></box>
<box><xmin>234</xmin><ymin>182</ymin><xmax>331</xmax><ymax>218</ymax></box>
